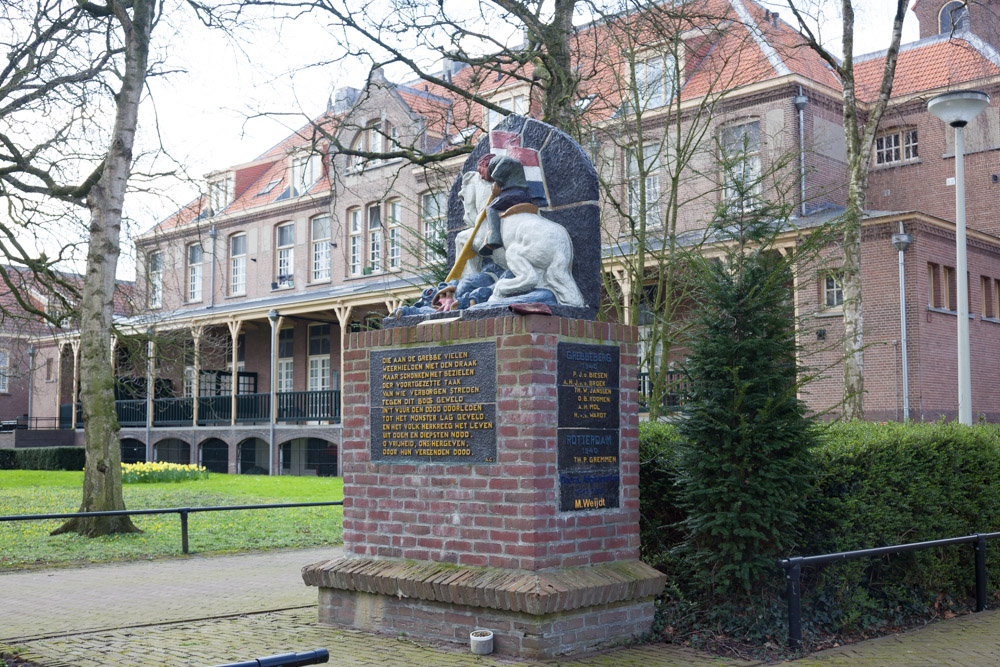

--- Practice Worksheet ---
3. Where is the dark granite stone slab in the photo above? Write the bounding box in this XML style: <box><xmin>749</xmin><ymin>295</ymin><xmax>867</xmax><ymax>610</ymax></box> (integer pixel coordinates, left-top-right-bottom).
<box><xmin>370</xmin><ymin>342</ymin><xmax>497</xmax><ymax>463</ymax></box>
<box><xmin>558</xmin><ymin>470</ymin><xmax>621</xmax><ymax>512</ymax></box>
<box><xmin>556</xmin><ymin>342</ymin><xmax>620</xmax><ymax>430</ymax></box>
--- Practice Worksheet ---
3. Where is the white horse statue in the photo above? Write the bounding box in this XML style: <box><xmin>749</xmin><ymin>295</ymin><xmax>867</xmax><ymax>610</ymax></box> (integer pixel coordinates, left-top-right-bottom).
<box><xmin>455</xmin><ymin>171</ymin><xmax>584</xmax><ymax>307</ymax></box>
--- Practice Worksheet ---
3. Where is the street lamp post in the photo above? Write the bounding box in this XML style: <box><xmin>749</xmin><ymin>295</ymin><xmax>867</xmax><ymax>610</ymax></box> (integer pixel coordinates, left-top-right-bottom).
<box><xmin>928</xmin><ymin>90</ymin><xmax>990</xmax><ymax>425</ymax></box>
<box><xmin>891</xmin><ymin>229</ymin><xmax>912</xmax><ymax>421</ymax></box>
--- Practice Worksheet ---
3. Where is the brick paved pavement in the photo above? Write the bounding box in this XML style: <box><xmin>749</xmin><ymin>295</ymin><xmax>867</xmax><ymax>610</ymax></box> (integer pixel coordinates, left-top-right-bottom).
<box><xmin>788</xmin><ymin>609</ymin><xmax>1000</xmax><ymax>665</ymax></box>
<box><xmin>8</xmin><ymin>548</ymin><xmax>1000</xmax><ymax>666</ymax></box>
<box><xmin>0</xmin><ymin>548</ymin><xmax>753</xmax><ymax>667</ymax></box>
<box><xmin>0</xmin><ymin>547</ymin><xmax>339</xmax><ymax>643</ymax></box>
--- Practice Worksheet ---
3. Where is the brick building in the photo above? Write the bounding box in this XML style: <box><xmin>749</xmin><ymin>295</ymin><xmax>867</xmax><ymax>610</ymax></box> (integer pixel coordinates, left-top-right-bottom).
<box><xmin>23</xmin><ymin>0</ymin><xmax>1000</xmax><ymax>470</ymax></box>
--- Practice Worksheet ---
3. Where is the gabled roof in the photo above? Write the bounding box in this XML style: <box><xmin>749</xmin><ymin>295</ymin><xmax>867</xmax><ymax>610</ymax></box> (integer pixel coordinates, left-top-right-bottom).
<box><xmin>0</xmin><ymin>265</ymin><xmax>134</xmax><ymax>335</ymax></box>
<box><xmin>143</xmin><ymin>0</ymin><xmax>889</xmax><ymax>237</ymax></box>
<box><xmin>854</xmin><ymin>30</ymin><xmax>1000</xmax><ymax>101</ymax></box>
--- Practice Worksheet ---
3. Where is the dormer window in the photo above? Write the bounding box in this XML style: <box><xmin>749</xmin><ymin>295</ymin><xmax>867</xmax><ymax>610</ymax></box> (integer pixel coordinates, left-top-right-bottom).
<box><xmin>939</xmin><ymin>1</ymin><xmax>969</xmax><ymax>33</ymax></box>
<box><xmin>633</xmin><ymin>53</ymin><xmax>677</xmax><ymax>111</ymax></box>
<box><xmin>488</xmin><ymin>94</ymin><xmax>527</xmax><ymax>129</ymax></box>
<box><xmin>208</xmin><ymin>174</ymin><xmax>233</xmax><ymax>216</ymax></box>
<box><xmin>291</xmin><ymin>151</ymin><xmax>322</xmax><ymax>197</ymax></box>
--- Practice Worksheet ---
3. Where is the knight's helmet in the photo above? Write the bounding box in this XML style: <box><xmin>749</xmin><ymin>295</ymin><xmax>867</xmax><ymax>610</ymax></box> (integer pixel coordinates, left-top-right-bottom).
<box><xmin>488</xmin><ymin>155</ymin><xmax>528</xmax><ymax>190</ymax></box>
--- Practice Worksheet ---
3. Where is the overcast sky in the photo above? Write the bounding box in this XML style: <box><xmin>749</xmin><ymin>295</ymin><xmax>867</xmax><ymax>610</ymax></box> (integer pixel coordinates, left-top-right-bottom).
<box><xmin>117</xmin><ymin>0</ymin><xmax>921</xmax><ymax>279</ymax></box>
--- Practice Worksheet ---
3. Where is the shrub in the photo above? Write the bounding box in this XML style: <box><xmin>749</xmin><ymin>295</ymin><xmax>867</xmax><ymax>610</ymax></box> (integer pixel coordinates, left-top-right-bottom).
<box><xmin>797</xmin><ymin>421</ymin><xmax>1000</xmax><ymax>635</ymax></box>
<box><xmin>9</xmin><ymin>447</ymin><xmax>86</xmax><ymax>471</ymax></box>
<box><xmin>638</xmin><ymin>421</ymin><xmax>684</xmax><ymax>569</ymax></box>
<box><xmin>121</xmin><ymin>461</ymin><xmax>209</xmax><ymax>483</ymax></box>
<box><xmin>0</xmin><ymin>449</ymin><xmax>15</xmax><ymax>470</ymax></box>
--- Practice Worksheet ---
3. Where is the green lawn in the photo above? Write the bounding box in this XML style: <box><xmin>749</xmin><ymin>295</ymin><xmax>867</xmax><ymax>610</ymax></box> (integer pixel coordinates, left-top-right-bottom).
<box><xmin>0</xmin><ymin>471</ymin><xmax>343</xmax><ymax>568</ymax></box>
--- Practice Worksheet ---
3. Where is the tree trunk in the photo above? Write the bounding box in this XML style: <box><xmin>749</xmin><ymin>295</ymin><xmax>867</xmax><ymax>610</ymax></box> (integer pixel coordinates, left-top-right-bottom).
<box><xmin>840</xmin><ymin>180</ymin><xmax>865</xmax><ymax>420</ymax></box>
<box><xmin>53</xmin><ymin>0</ymin><xmax>154</xmax><ymax>538</ymax></box>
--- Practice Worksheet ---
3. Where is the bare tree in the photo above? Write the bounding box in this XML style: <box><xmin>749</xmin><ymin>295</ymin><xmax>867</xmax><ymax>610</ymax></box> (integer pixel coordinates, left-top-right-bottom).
<box><xmin>0</xmin><ymin>0</ymin><xmax>157</xmax><ymax>536</ymax></box>
<box><xmin>785</xmin><ymin>0</ymin><xmax>909</xmax><ymax>420</ymax></box>
<box><xmin>580</xmin><ymin>1</ymin><xmax>776</xmax><ymax>417</ymax></box>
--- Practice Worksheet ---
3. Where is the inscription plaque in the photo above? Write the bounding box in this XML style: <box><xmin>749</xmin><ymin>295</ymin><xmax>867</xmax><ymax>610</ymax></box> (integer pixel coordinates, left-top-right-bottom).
<box><xmin>557</xmin><ymin>343</ymin><xmax>620</xmax><ymax>511</ymax></box>
<box><xmin>370</xmin><ymin>342</ymin><xmax>496</xmax><ymax>463</ymax></box>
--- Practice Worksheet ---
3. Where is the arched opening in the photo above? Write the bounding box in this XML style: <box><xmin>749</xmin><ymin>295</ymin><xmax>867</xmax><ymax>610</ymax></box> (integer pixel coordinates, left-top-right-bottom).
<box><xmin>280</xmin><ymin>437</ymin><xmax>338</xmax><ymax>477</ymax></box>
<box><xmin>199</xmin><ymin>438</ymin><xmax>229</xmax><ymax>474</ymax></box>
<box><xmin>939</xmin><ymin>1</ymin><xmax>969</xmax><ymax>33</ymax></box>
<box><xmin>154</xmin><ymin>438</ymin><xmax>191</xmax><ymax>464</ymax></box>
<box><xmin>120</xmin><ymin>438</ymin><xmax>146</xmax><ymax>464</ymax></box>
<box><xmin>237</xmin><ymin>437</ymin><xmax>269</xmax><ymax>475</ymax></box>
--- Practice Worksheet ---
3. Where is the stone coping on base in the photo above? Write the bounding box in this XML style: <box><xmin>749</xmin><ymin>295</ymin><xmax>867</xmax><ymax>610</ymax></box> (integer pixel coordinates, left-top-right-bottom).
<box><xmin>302</xmin><ymin>557</ymin><xmax>665</xmax><ymax>616</ymax></box>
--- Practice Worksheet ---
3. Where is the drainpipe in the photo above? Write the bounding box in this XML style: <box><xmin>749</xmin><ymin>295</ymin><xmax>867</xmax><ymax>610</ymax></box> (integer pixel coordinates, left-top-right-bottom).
<box><xmin>27</xmin><ymin>345</ymin><xmax>35</xmax><ymax>428</ymax></box>
<box><xmin>892</xmin><ymin>224</ymin><xmax>913</xmax><ymax>421</ymax></box>
<box><xmin>208</xmin><ymin>225</ymin><xmax>218</xmax><ymax>309</ymax></box>
<box><xmin>268</xmin><ymin>309</ymin><xmax>279</xmax><ymax>476</ymax></box>
<box><xmin>794</xmin><ymin>88</ymin><xmax>809</xmax><ymax>218</ymax></box>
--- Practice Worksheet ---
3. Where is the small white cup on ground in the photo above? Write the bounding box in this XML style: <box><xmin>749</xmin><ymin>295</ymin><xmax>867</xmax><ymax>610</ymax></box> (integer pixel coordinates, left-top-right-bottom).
<box><xmin>470</xmin><ymin>629</ymin><xmax>494</xmax><ymax>655</ymax></box>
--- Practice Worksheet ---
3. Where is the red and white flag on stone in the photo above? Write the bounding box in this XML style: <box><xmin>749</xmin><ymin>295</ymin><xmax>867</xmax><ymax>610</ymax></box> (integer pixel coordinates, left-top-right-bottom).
<box><xmin>490</xmin><ymin>130</ymin><xmax>547</xmax><ymax>204</ymax></box>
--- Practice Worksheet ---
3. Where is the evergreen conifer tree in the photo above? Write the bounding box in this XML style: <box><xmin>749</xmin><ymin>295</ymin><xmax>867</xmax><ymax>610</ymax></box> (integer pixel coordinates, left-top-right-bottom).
<box><xmin>676</xmin><ymin>155</ymin><xmax>815</xmax><ymax>601</ymax></box>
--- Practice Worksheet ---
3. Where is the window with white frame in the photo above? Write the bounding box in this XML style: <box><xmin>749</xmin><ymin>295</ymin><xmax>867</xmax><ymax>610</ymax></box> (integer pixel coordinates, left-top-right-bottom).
<box><xmin>0</xmin><ymin>349</ymin><xmax>8</xmax><ymax>393</ymax></box>
<box><xmin>421</xmin><ymin>192</ymin><xmax>447</xmax><ymax>264</ymax></box>
<box><xmin>368</xmin><ymin>124</ymin><xmax>384</xmax><ymax>165</ymax></box>
<box><xmin>311</xmin><ymin>215</ymin><xmax>331</xmax><ymax>281</ymax></box>
<box><xmin>488</xmin><ymin>93</ymin><xmax>527</xmax><ymax>129</ymax></box>
<box><xmin>187</xmin><ymin>243</ymin><xmax>204</xmax><ymax>302</ymax></box>
<box><xmin>275</xmin><ymin>222</ymin><xmax>294</xmax><ymax>287</ymax></box>
<box><xmin>348</xmin><ymin>208</ymin><xmax>362</xmax><ymax>276</ymax></box>
<box><xmin>308</xmin><ymin>324</ymin><xmax>331</xmax><ymax>392</ymax></box>
<box><xmin>939</xmin><ymin>1</ymin><xmax>969</xmax><ymax>33</ymax></box>
<box><xmin>824</xmin><ymin>272</ymin><xmax>844</xmax><ymax>309</ymax></box>
<box><xmin>368</xmin><ymin>204</ymin><xmax>382</xmax><ymax>273</ymax></box>
<box><xmin>208</xmin><ymin>174</ymin><xmax>233</xmax><ymax>215</ymax></box>
<box><xmin>277</xmin><ymin>327</ymin><xmax>294</xmax><ymax>393</ymax></box>
<box><xmin>874</xmin><ymin>128</ymin><xmax>918</xmax><ymax>166</ymax></box>
<box><xmin>229</xmin><ymin>233</ymin><xmax>246</xmax><ymax>295</ymax></box>
<box><xmin>291</xmin><ymin>152</ymin><xmax>321</xmax><ymax>197</ymax></box>
<box><xmin>627</xmin><ymin>143</ymin><xmax>663</xmax><ymax>228</ymax></box>
<box><xmin>633</xmin><ymin>53</ymin><xmax>677</xmax><ymax>111</ymax></box>
<box><xmin>350</xmin><ymin>122</ymin><xmax>392</xmax><ymax>172</ymax></box>
<box><xmin>720</xmin><ymin>120</ymin><xmax>762</xmax><ymax>211</ymax></box>
<box><xmin>387</xmin><ymin>199</ymin><xmax>402</xmax><ymax>269</ymax></box>
<box><xmin>148</xmin><ymin>251</ymin><xmax>162</xmax><ymax>308</ymax></box>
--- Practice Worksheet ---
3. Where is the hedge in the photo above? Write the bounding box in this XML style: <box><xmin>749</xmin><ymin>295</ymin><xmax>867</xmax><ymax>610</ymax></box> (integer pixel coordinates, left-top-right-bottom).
<box><xmin>639</xmin><ymin>420</ymin><xmax>1000</xmax><ymax>639</ymax></box>
<box><xmin>0</xmin><ymin>447</ymin><xmax>86</xmax><ymax>471</ymax></box>
<box><xmin>799</xmin><ymin>421</ymin><xmax>1000</xmax><ymax>633</ymax></box>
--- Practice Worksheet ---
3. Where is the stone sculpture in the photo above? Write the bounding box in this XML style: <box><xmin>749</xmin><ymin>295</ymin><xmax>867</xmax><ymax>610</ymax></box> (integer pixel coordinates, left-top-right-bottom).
<box><xmin>390</xmin><ymin>115</ymin><xmax>600</xmax><ymax>323</ymax></box>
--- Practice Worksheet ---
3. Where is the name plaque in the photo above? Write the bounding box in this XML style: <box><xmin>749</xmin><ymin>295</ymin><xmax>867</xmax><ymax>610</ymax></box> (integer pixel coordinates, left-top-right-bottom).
<box><xmin>370</xmin><ymin>342</ymin><xmax>496</xmax><ymax>463</ymax></box>
<box><xmin>556</xmin><ymin>342</ymin><xmax>621</xmax><ymax>512</ymax></box>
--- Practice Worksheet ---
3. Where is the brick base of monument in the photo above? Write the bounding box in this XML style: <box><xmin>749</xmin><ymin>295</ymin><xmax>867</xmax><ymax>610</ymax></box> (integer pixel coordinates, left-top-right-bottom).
<box><xmin>304</xmin><ymin>314</ymin><xmax>665</xmax><ymax>657</ymax></box>
<box><xmin>304</xmin><ymin>557</ymin><xmax>663</xmax><ymax>657</ymax></box>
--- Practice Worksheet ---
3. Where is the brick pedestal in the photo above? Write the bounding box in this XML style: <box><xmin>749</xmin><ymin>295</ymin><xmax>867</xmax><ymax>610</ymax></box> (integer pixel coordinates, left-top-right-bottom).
<box><xmin>303</xmin><ymin>314</ymin><xmax>665</xmax><ymax>658</ymax></box>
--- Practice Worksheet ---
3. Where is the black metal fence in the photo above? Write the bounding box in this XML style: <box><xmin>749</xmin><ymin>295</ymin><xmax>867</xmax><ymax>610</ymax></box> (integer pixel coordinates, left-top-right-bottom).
<box><xmin>637</xmin><ymin>371</ymin><xmax>687</xmax><ymax>413</ymax></box>
<box><xmin>777</xmin><ymin>531</ymin><xmax>1000</xmax><ymax>649</ymax></box>
<box><xmin>58</xmin><ymin>390</ymin><xmax>342</xmax><ymax>429</ymax></box>
<box><xmin>0</xmin><ymin>502</ymin><xmax>343</xmax><ymax>555</ymax></box>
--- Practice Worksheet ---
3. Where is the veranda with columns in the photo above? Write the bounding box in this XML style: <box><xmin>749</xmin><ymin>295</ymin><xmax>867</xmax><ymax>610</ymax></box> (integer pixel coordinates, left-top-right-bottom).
<box><xmin>29</xmin><ymin>289</ymin><xmax>411</xmax><ymax>476</ymax></box>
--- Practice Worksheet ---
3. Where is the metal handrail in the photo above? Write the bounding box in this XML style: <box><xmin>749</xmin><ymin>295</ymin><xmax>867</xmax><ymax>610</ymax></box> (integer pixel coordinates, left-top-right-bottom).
<box><xmin>209</xmin><ymin>648</ymin><xmax>330</xmax><ymax>667</ymax></box>
<box><xmin>0</xmin><ymin>501</ymin><xmax>343</xmax><ymax>555</ymax></box>
<box><xmin>777</xmin><ymin>531</ymin><xmax>1000</xmax><ymax>649</ymax></box>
